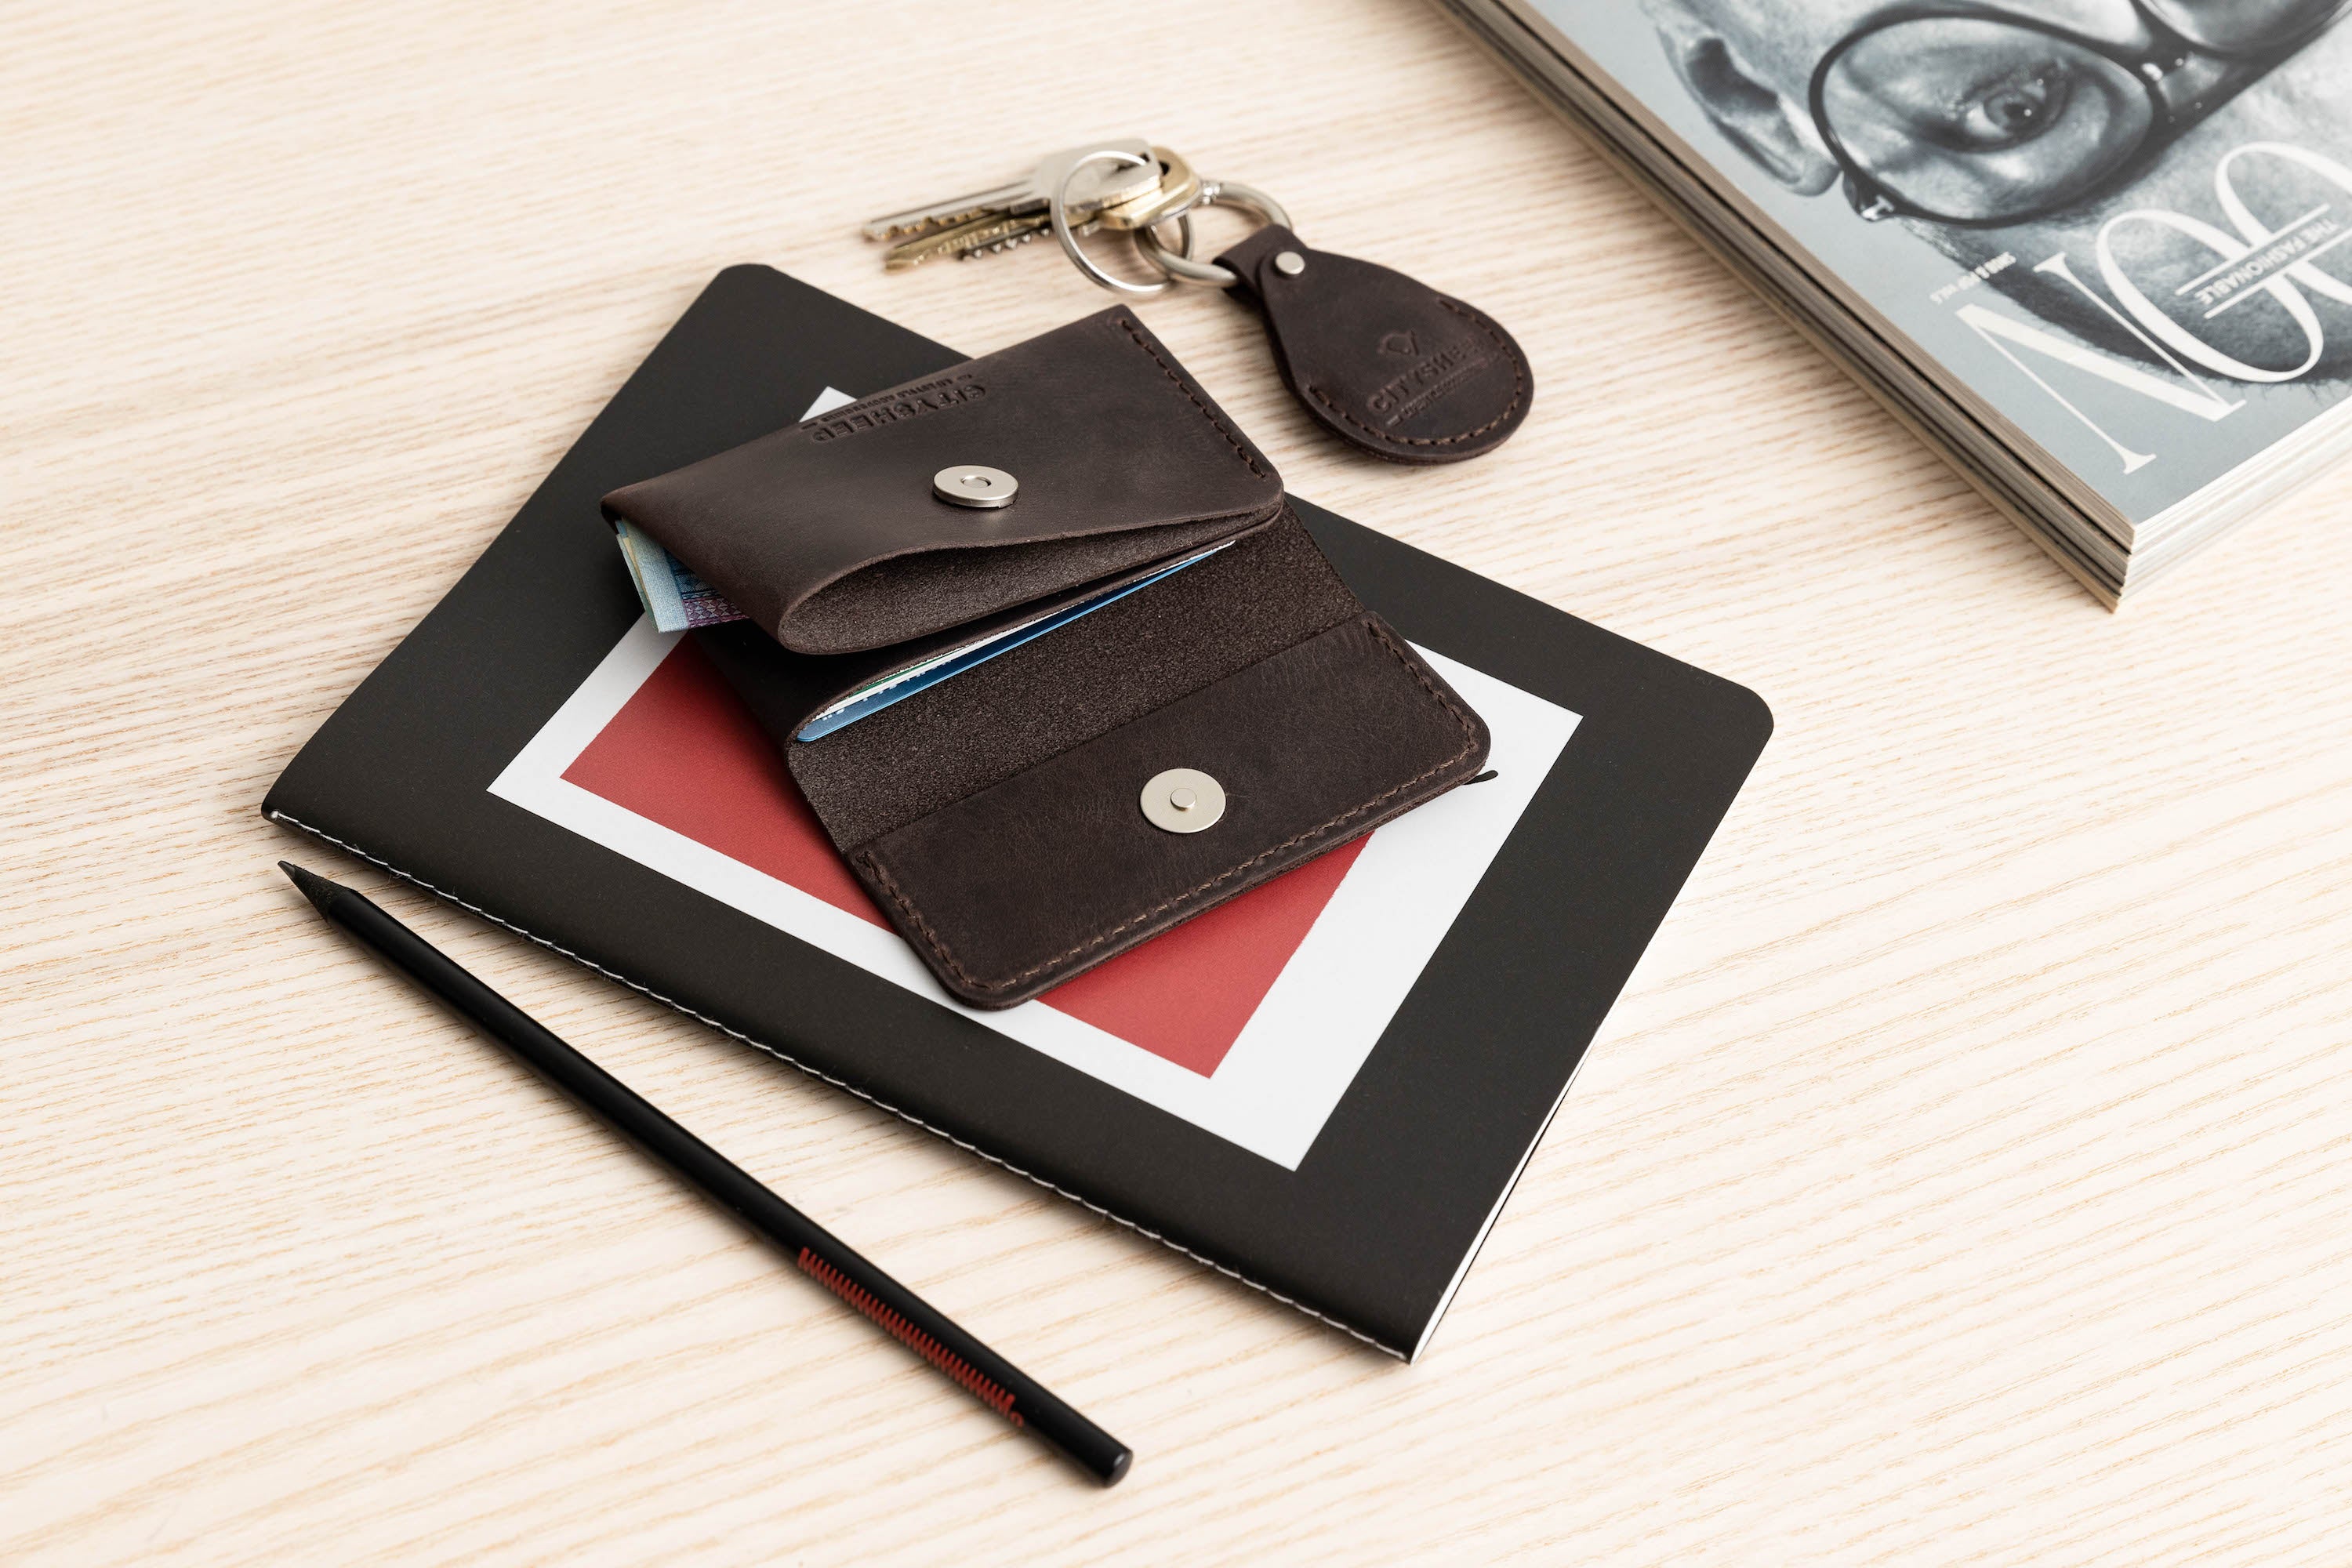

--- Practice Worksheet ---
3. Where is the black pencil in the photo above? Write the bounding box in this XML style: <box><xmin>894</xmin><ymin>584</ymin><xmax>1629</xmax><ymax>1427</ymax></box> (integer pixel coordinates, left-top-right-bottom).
<box><xmin>279</xmin><ymin>860</ymin><xmax>1131</xmax><ymax>1486</ymax></box>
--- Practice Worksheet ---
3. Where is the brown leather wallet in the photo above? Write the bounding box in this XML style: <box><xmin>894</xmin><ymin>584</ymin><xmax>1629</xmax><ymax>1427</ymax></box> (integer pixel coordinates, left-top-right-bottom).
<box><xmin>603</xmin><ymin>307</ymin><xmax>1490</xmax><ymax>1007</ymax></box>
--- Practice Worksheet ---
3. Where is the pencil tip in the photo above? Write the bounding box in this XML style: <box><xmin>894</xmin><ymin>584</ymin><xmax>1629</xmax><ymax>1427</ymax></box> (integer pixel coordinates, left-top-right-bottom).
<box><xmin>279</xmin><ymin>860</ymin><xmax>342</xmax><ymax>913</ymax></box>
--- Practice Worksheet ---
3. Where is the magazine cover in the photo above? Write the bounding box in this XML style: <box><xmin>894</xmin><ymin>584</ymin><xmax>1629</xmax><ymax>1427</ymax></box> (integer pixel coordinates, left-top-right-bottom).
<box><xmin>1496</xmin><ymin>0</ymin><xmax>2352</xmax><ymax>537</ymax></box>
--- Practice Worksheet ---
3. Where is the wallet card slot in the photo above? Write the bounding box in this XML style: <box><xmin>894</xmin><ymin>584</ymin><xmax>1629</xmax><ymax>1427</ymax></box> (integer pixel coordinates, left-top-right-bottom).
<box><xmin>793</xmin><ymin>540</ymin><xmax>1234</xmax><ymax>741</ymax></box>
<box><xmin>849</xmin><ymin>613</ymin><xmax>1490</xmax><ymax>1009</ymax></box>
<box><xmin>784</xmin><ymin>509</ymin><xmax>1363</xmax><ymax>851</ymax></box>
<box><xmin>696</xmin><ymin>526</ymin><xmax>1275</xmax><ymax>747</ymax></box>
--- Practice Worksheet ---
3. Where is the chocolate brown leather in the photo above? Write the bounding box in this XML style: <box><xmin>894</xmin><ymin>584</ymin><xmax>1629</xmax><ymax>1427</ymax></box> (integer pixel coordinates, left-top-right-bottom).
<box><xmin>1216</xmin><ymin>225</ymin><xmax>1532</xmax><ymax>465</ymax></box>
<box><xmin>626</xmin><ymin>309</ymin><xmax>1493</xmax><ymax>1008</ymax></box>
<box><xmin>854</xmin><ymin>611</ymin><xmax>1486</xmax><ymax>1003</ymax></box>
<box><xmin>604</xmin><ymin>310</ymin><xmax>1283</xmax><ymax>654</ymax></box>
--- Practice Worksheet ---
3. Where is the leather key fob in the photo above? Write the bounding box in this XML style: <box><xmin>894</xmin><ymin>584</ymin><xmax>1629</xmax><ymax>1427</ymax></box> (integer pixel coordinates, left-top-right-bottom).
<box><xmin>1215</xmin><ymin>224</ymin><xmax>1531</xmax><ymax>464</ymax></box>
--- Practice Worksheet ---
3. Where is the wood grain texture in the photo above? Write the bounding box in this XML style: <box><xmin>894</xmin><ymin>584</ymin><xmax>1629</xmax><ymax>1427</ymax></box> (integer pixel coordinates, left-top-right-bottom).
<box><xmin>5</xmin><ymin>2</ymin><xmax>2350</xmax><ymax>1562</ymax></box>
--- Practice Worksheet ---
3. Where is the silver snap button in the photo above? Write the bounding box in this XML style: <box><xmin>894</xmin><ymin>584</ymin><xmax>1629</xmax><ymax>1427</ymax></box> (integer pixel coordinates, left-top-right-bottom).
<box><xmin>1273</xmin><ymin>250</ymin><xmax>1306</xmax><ymax>277</ymax></box>
<box><xmin>1140</xmin><ymin>768</ymin><xmax>1225</xmax><ymax>833</ymax></box>
<box><xmin>933</xmin><ymin>464</ymin><xmax>1018</xmax><ymax>509</ymax></box>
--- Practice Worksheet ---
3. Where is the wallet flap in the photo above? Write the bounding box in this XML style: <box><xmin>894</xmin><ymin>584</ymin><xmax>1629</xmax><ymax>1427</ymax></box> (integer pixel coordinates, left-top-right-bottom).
<box><xmin>852</xmin><ymin>612</ymin><xmax>1491</xmax><ymax>1007</ymax></box>
<box><xmin>603</xmin><ymin>308</ymin><xmax>1283</xmax><ymax>654</ymax></box>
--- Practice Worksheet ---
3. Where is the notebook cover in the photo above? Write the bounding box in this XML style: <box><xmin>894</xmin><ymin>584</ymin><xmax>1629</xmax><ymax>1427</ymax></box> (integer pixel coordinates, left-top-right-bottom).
<box><xmin>263</xmin><ymin>265</ymin><xmax>1770</xmax><ymax>1359</ymax></box>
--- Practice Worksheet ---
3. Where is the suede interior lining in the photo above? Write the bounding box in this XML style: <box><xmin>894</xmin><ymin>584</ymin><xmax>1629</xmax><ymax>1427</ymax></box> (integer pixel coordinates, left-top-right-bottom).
<box><xmin>785</xmin><ymin>509</ymin><xmax>1362</xmax><ymax>851</ymax></box>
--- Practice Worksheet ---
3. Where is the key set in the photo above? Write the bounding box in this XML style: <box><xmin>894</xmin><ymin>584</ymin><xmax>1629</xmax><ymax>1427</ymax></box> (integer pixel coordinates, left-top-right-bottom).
<box><xmin>863</xmin><ymin>140</ymin><xmax>1533</xmax><ymax>464</ymax></box>
<box><xmin>864</xmin><ymin>139</ymin><xmax>1171</xmax><ymax>268</ymax></box>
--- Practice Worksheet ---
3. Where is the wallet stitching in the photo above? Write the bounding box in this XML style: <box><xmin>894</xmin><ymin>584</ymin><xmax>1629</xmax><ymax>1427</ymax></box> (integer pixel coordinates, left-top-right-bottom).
<box><xmin>1305</xmin><ymin>298</ymin><xmax>1526</xmax><ymax>448</ymax></box>
<box><xmin>854</xmin><ymin>616</ymin><xmax>1482</xmax><ymax>995</ymax></box>
<box><xmin>1112</xmin><ymin>315</ymin><xmax>1270</xmax><ymax>481</ymax></box>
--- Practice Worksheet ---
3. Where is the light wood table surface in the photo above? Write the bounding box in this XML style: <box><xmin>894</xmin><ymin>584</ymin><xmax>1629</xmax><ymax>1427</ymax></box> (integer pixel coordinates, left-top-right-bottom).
<box><xmin>8</xmin><ymin>2</ymin><xmax>2351</xmax><ymax>1562</ymax></box>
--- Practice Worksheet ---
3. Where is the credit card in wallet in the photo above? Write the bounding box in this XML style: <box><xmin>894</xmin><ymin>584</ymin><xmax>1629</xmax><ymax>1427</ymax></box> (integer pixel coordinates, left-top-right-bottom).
<box><xmin>793</xmin><ymin>543</ymin><xmax>1230</xmax><ymax>742</ymax></box>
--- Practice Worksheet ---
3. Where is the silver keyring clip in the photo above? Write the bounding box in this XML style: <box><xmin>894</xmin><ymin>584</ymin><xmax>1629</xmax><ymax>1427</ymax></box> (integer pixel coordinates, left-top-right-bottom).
<box><xmin>1131</xmin><ymin>181</ymin><xmax>1293</xmax><ymax>289</ymax></box>
<box><xmin>1050</xmin><ymin>150</ymin><xmax>1197</xmax><ymax>297</ymax></box>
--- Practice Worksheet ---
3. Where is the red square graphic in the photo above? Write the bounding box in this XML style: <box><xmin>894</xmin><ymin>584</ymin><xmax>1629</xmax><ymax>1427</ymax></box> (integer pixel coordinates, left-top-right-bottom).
<box><xmin>561</xmin><ymin>639</ymin><xmax>1367</xmax><ymax>1076</ymax></box>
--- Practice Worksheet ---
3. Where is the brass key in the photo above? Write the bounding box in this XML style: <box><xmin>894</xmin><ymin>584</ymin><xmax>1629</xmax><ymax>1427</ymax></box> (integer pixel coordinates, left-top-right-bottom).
<box><xmin>1095</xmin><ymin>148</ymin><xmax>1202</xmax><ymax>231</ymax></box>
<box><xmin>885</xmin><ymin>209</ymin><xmax>1099</xmax><ymax>270</ymax></box>
<box><xmin>862</xmin><ymin>140</ymin><xmax>1164</xmax><ymax>243</ymax></box>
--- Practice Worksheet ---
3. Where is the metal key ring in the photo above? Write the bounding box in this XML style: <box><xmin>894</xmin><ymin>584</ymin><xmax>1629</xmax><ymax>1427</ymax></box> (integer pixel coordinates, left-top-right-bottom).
<box><xmin>1132</xmin><ymin>180</ymin><xmax>1293</xmax><ymax>288</ymax></box>
<box><xmin>1051</xmin><ymin>150</ymin><xmax>1196</xmax><ymax>297</ymax></box>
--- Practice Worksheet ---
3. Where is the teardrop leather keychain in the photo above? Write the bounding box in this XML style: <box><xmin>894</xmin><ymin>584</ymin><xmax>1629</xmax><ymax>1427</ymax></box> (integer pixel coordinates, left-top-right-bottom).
<box><xmin>862</xmin><ymin>143</ymin><xmax>1534</xmax><ymax>465</ymax></box>
<box><xmin>1122</xmin><ymin>179</ymin><xmax>1531</xmax><ymax>465</ymax></box>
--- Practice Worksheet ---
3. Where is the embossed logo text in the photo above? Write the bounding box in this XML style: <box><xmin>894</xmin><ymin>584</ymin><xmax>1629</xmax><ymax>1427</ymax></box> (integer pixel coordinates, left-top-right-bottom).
<box><xmin>1365</xmin><ymin>338</ymin><xmax>1490</xmax><ymax>426</ymax></box>
<box><xmin>807</xmin><ymin>374</ymin><xmax>984</xmax><ymax>441</ymax></box>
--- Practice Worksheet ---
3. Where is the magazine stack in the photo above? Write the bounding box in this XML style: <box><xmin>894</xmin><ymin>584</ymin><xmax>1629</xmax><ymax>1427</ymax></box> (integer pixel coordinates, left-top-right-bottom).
<box><xmin>1443</xmin><ymin>0</ymin><xmax>2352</xmax><ymax>603</ymax></box>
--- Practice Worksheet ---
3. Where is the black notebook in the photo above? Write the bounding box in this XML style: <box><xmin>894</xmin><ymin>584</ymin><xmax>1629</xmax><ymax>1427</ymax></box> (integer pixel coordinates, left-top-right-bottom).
<box><xmin>264</xmin><ymin>266</ymin><xmax>1769</xmax><ymax>1359</ymax></box>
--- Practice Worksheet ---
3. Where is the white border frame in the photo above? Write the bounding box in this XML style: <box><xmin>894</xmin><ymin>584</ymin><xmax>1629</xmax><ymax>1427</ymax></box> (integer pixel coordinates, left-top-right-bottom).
<box><xmin>490</xmin><ymin>627</ymin><xmax>1577</xmax><ymax>1171</ymax></box>
<box><xmin>487</xmin><ymin>545</ymin><xmax>1571</xmax><ymax>1171</ymax></box>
